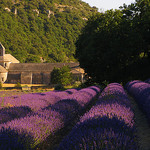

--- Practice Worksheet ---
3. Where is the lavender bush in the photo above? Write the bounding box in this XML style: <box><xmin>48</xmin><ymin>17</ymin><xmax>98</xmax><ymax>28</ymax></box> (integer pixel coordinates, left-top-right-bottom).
<box><xmin>0</xmin><ymin>106</ymin><xmax>32</xmax><ymax>124</ymax></box>
<box><xmin>59</xmin><ymin>86</ymin><xmax>101</xmax><ymax>107</ymax></box>
<box><xmin>58</xmin><ymin>83</ymin><xmax>138</xmax><ymax>150</ymax></box>
<box><xmin>0</xmin><ymin>109</ymin><xmax>64</xmax><ymax>149</ymax></box>
<box><xmin>0</xmin><ymin>86</ymin><xmax>100</xmax><ymax>149</ymax></box>
<box><xmin>0</xmin><ymin>90</ymin><xmax>74</xmax><ymax>111</ymax></box>
<box><xmin>145</xmin><ymin>78</ymin><xmax>150</xmax><ymax>84</ymax></box>
<box><xmin>0</xmin><ymin>127</ymin><xmax>33</xmax><ymax>150</ymax></box>
<box><xmin>125</xmin><ymin>80</ymin><xmax>150</xmax><ymax>122</ymax></box>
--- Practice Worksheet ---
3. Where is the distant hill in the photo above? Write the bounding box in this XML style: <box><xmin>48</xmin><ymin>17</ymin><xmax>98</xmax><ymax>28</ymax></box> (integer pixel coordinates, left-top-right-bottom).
<box><xmin>0</xmin><ymin>0</ymin><xmax>98</xmax><ymax>63</ymax></box>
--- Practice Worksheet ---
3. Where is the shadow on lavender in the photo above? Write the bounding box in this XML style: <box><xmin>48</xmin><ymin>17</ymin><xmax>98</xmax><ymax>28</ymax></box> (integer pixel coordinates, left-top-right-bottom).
<box><xmin>0</xmin><ymin>127</ymin><xmax>34</xmax><ymax>150</ymax></box>
<box><xmin>96</xmin><ymin>95</ymin><xmax>133</xmax><ymax>110</ymax></box>
<box><xmin>57</xmin><ymin>83</ymin><xmax>138</xmax><ymax>150</ymax></box>
<box><xmin>57</xmin><ymin>117</ymin><xmax>138</xmax><ymax>150</ymax></box>
<box><xmin>125</xmin><ymin>80</ymin><xmax>142</xmax><ymax>92</ymax></box>
<box><xmin>43</xmin><ymin>99</ymin><xmax>82</xmax><ymax>124</ymax></box>
<box><xmin>0</xmin><ymin>106</ymin><xmax>32</xmax><ymax>124</ymax></box>
<box><xmin>145</xmin><ymin>78</ymin><xmax>150</xmax><ymax>84</ymax></box>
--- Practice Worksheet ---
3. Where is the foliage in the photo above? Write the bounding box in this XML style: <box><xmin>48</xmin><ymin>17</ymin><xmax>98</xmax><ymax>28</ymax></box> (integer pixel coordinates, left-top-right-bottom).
<box><xmin>14</xmin><ymin>82</ymin><xmax>22</xmax><ymax>88</ymax></box>
<box><xmin>0</xmin><ymin>0</ymin><xmax>98</xmax><ymax>63</ymax></box>
<box><xmin>51</xmin><ymin>66</ymin><xmax>72</xmax><ymax>86</ymax></box>
<box><xmin>0</xmin><ymin>82</ymin><xmax>3</xmax><ymax>89</ymax></box>
<box><xmin>54</xmin><ymin>84</ymin><xmax>65</xmax><ymax>91</ymax></box>
<box><xmin>75</xmin><ymin>0</ymin><xmax>150</xmax><ymax>84</ymax></box>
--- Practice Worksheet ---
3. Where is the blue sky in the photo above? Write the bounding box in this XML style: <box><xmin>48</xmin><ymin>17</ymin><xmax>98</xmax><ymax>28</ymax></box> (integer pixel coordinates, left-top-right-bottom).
<box><xmin>82</xmin><ymin>0</ymin><xmax>136</xmax><ymax>11</ymax></box>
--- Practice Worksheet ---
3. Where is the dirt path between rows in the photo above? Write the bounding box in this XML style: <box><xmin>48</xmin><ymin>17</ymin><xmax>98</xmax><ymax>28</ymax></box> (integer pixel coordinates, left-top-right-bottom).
<box><xmin>129</xmin><ymin>96</ymin><xmax>150</xmax><ymax>150</ymax></box>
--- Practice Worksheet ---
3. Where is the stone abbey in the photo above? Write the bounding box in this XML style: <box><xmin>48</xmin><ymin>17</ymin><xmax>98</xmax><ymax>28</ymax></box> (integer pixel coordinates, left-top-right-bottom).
<box><xmin>0</xmin><ymin>43</ymin><xmax>84</xmax><ymax>84</ymax></box>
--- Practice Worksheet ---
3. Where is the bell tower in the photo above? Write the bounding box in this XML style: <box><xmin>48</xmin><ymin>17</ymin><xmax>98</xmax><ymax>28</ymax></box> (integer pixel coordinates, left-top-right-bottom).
<box><xmin>0</xmin><ymin>42</ymin><xmax>5</xmax><ymax>56</ymax></box>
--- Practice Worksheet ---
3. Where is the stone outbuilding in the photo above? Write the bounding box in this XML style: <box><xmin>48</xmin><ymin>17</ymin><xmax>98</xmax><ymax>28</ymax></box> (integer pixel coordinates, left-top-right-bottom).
<box><xmin>0</xmin><ymin>43</ymin><xmax>84</xmax><ymax>84</ymax></box>
<box><xmin>0</xmin><ymin>65</ymin><xmax>8</xmax><ymax>83</ymax></box>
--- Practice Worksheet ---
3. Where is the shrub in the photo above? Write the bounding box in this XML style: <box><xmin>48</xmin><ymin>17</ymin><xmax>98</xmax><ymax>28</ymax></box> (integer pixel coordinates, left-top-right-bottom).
<box><xmin>15</xmin><ymin>82</ymin><xmax>22</xmax><ymax>88</ymax></box>
<box><xmin>51</xmin><ymin>66</ymin><xmax>73</xmax><ymax>86</ymax></box>
<box><xmin>54</xmin><ymin>84</ymin><xmax>65</xmax><ymax>91</ymax></box>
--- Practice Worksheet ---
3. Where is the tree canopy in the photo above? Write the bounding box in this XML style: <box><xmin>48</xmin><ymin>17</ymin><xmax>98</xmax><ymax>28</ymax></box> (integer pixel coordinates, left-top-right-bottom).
<box><xmin>76</xmin><ymin>0</ymin><xmax>150</xmax><ymax>84</ymax></box>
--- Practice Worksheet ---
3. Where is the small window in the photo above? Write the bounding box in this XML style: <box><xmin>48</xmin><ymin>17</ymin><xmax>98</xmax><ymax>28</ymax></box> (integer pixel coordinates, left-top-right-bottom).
<box><xmin>2</xmin><ymin>77</ymin><xmax>4</xmax><ymax>82</ymax></box>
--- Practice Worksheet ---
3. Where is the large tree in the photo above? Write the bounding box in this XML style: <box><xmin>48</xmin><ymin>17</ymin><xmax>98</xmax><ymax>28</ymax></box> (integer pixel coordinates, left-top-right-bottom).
<box><xmin>75</xmin><ymin>0</ymin><xmax>150</xmax><ymax>83</ymax></box>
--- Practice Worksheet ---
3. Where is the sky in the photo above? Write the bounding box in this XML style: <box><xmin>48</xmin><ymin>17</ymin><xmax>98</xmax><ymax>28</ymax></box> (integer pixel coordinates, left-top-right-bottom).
<box><xmin>82</xmin><ymin>0</ymin><xmax>136</xmax><ymax>11</ymax></box>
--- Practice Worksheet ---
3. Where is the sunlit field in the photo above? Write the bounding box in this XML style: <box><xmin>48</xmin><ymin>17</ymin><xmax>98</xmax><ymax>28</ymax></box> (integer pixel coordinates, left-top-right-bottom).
<box><xmin>0</xmin><ymin>81</ymin><xmax>150</xmax><ymax>150</ymax></box>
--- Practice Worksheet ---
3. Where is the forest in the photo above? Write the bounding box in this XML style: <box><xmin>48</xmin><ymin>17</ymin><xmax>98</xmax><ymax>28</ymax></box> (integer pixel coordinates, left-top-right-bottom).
<box><xmin>76</xmin><ymin>0</ymin><xmax>150</xmax><ymax>84</ymax></box>
<box><xmin>0</xmin><ymin>0</ymin><xmax>98</xmax><ymax>63</ymax></box>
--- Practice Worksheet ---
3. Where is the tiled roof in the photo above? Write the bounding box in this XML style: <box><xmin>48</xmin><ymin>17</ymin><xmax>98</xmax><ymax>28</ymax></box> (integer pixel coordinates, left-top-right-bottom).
<box><xmin>0</xmin><ymin>65</ymin><xmax>8</xmax><ymax>73</ymax></box>
<box><xmin>0</xmin><ymin>54</ymin><xmax>19</xmax><ymax>63</ymax></box>
<box><xmin>8</xmin><ymin>63</ymin><xmax>81</xmax><ymax>72</ymax></box>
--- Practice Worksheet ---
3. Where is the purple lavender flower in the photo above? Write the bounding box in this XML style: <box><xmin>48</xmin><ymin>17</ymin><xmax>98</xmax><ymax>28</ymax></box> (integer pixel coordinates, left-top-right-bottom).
<box><xmin>0</xmin><ymin>127</ymin><xmax>34</xmax><ymax>150</ymax></box>
<box><xmin>59</xmin><ymin>86</ymin><xmax>100</xmax><ymax>107</ymax></box>
<box><xmin>80</xmin><ymin>103</ymin><xmax>134</xmax><ymax>127</ymax></box>
<box><xmin>57</xmin><ymin>83</ymin><xmax>138</xmax><ymax>150</ymax></box>
<box><xmin>145</xmin><ymin>78</ymin><xmax>150</xmax><ymax>84</ymax></box>
<box><xmin>0</xmin><ymin>86</ymin><xmax>101</xmax><ymax>148</ymax></box>
<box><xmin>58</xmin><ymin>117</ymin><xmax>138</xmax><ymax>150</ymax></box>
<box><xmin>0</xmin><ymin>109</ymin><xmax>64</xmax><ymax>147</ymax></box>
<box><xmin>125</xmin><ymin>80</ymin><xmax>150</xmax><ymax>122</ymax></box>
<box><xmin>0</xmin><ymin>90</ymin><xmax>72</xmax><ymax>111</ymax></box>
<box><xmin>0</xmin><ymin>106</ymin><xmax>32</xmax><ymax>124</ymax></box>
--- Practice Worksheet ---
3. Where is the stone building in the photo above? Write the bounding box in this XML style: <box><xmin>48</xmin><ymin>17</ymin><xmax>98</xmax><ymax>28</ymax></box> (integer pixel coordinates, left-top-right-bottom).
<box><xmin>0</xmin><ymin>43</ymin><xmax>84</xmax><ymax>84</ymax></box>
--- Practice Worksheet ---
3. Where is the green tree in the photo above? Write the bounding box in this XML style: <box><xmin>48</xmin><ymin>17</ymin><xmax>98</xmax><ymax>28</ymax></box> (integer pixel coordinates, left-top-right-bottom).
<box><xmin>51</xmin><ymin>67</ymin><xmax>61</xmax><ymax>84</ymax></box>
<box><xmin>51</xmin><ymin>66</ymin><xmax>72</xmax><ymax>86</ymax></box>
<box><xmin>76</xmin><ymin>0</ymin><xmax>150</xmax><ymax>83</ymax></box>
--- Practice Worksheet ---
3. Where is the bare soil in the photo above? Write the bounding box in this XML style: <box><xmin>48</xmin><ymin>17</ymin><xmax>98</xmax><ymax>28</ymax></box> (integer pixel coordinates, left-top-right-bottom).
<box><xmin>129</xmin><ymin>96</ymin><xmax>150</xmax><ymax>150</ymax></box>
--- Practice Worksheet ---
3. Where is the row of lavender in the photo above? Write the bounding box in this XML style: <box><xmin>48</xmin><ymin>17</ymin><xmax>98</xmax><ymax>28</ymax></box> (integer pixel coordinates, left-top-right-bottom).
<box><xmin>0</xmin><ymin>86</ymin><xmax>100</xmax><ymax>149</ymax></box>
<box><xmin>125</xmin><ymin>80</ymin><xmax>150</xmax><ymax>122</ymax></box>
<box><xmin>58</xmin><ymin>83</ymin><xmax>139</xmax><ymax>149</ymax></box>
<box><xmin>0</xmin><ymin>89</ymin><xmax>80</xmax><ymax>124</ymax></box>
<box><xmin>0</xmin><ymin>88</ymin><xmax>80</xmax><ymax>111</ymax></box>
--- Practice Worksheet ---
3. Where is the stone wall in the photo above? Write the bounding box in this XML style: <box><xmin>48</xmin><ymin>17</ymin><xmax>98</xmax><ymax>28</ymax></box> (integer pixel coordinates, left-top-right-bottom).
<box><xmin>6</xmin><ymin>72</ymin><xmax>21</xmax><ymax>83</ymax></box>
<box><xmin>32</xmin><ymin>73</ymin><xmax>43</xmax><ymax>84</ymax></box>
<box><xmin>0</xmin><ymin>72</ymin><xmax>8</xmax><ymax>83</ymax></box>
<box><xmin>6</xmin><ymin>67</ymin><xmax>84</xmax><ymax>84</ymax></box>
<box><xmin>43</xmin><ymin>72</ymin><xmax>51</xmax><ymax>84</ymax></box>
<box><xmin>6</xmin><ymin>71</ymin><xmax>51</xmax><ymax>84</ymax></box>
<box><xmin>21</xmin><ymin>72</ymin><xmax>32</xmax><ymax>84</ymax></box>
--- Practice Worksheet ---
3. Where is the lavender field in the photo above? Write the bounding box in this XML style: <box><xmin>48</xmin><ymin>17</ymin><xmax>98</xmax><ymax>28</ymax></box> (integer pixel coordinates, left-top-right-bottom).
<box><xmin>0</xmin><ymin>82</ymin><xmax>150</xmax><ymax>150</ymax></box>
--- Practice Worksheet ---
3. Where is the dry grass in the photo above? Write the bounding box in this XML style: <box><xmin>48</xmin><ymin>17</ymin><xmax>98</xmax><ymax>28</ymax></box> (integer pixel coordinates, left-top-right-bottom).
<box><xmin>0</xmin><ymin>86</ymin><xmax>54</xmax><ymax>97</ymax></box>
<box><xmin>2</xmin><ymin>83</ymin><xmax>47</xmax><ymax>87</ymax></box>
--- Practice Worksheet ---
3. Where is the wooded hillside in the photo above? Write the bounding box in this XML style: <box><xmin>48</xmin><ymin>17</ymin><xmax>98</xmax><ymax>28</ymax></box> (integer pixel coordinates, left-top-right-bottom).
<box><xmin>0</xmin><ymin>0</ymin><xmax>98</xmax><ymax>63</ymax></box>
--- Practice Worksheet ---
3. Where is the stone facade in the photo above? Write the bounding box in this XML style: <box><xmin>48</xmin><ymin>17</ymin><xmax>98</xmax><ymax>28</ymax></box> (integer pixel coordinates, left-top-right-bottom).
<box><xmin>0</xmin><ymin>43</ymin><xmax>84</xmax><ymax>84</ymax></box>
<box><xmin>0</xmin><ymin>65</ymin><xmax>8</xmax><ymax>83</ymax></box>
